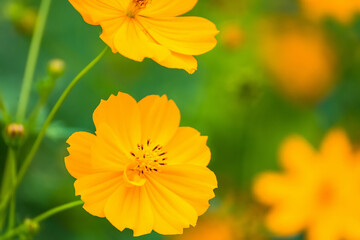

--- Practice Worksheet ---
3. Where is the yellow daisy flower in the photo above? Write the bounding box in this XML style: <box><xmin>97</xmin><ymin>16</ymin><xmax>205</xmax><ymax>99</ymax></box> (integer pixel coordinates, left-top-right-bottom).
<box><xmin>260</xmin><ymin>24</ymin><xmax>335</xmax><ymax>104</ymax></box>
<box><xmin>253</xmin><ymin>129</ymin><xmax>360</xmax><ymax>240</ymax></box>
<box><xmin>300</xmin><ymin>0</ymin><xmax>360</xmax><ymax>24</ymax></box>
<box><xmin>68</xmin><ymin>0</ymin><xmax>219</xmax><ymax>74</ymax></box>
<box><xmin>65</xmin><ymin>92</ymin><xmax>217</xmax><ymax>236</ymax></box>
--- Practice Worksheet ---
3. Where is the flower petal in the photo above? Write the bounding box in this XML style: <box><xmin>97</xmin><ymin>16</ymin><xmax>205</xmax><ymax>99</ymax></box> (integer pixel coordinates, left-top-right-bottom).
<box><xmin>92</xmin><ymin>123</ymin><xmax>132</xmax><ymax>171</ymax></box>
<box><xmin>75</xmin><ymin>172</ymin><xmax>123</xmax><ymax>217</ymax></box>
<box><xmin>140</xmin><ymin>0</ymin><xmax>198</xmax><ymax>17</ymax></box>
<box><xmin>105</xmin><ymin>186</ymin><xmax>154</xmax><ymax>236</ymax></box>
<box><xmin>165</xmin><ymin>127</ymin><xmax>210</xmax><ymax>167</ymax></box>
<box><xmin>266</xmin><ymin>202</ymin><xmax>310</xmax><ymax>236</ymax></box>
<box><xmin>112</xmin><ymin>18</ymin><xmax>170</xmax><ymax>62</ymax></box>
<box><xmin>145</xmin><ymin>176</ymin><xmax>199</xmax><ymax>235</ymax></box>
<box><xmin>69</xmin><ymin>0</ymin><xmax>126</xmax><ymax>25</ymax></box>
<box><xmin>280</xmin><ymin>135</ymin><xmax>315</xmax><ymax>172</ymax></box>
<box><xmin>93</xmin><ymin>92</ymin><xmax>141</xmax><ymax>153</ymax></box>
<box><xmin>153</xmin><ymin>51</ymin><xmax>198</xmax><ymax>74</ymax></box>
<box><xmin>149</xmin><ymin>164</ymin><xmax>217</xmax><ymax>216</ymax></box>
<box><xmin>65</xmin><ymin>131</ymin><xmax>97</xmax><ymax>179</ymax></box>
<box><xmin>320</xmin><ymin>129</ymin><xmax>352</xmax><ymax>163</ymax></box>
<box><xmin>253</xmin><ymin>173</ymin><xmax>294</xmax><ymax>205</ymax></box>
<box><xmin>137</xmin><ymin>16</ymin><xmax>218</xmax><ymax>56</ymax></box>
<box><xmin>138</xmin><ymin>95</ymin><xmax>180</xmax><ymax>147</ymax></box>
<box><xmin>100</xmin><ymin>17</ymin><xmax>127</xmax><ymax>52</ymax></box>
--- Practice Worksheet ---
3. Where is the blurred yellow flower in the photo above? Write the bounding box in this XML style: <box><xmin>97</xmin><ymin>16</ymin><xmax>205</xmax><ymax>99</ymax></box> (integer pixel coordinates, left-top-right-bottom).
<box><xmin>253</xmin><ymin>129</ymin><xmax>360</xmax><ymax>240</ymax></box>
<box><xmin>261</xmin><ymin>25</ymin><xmax>336</xmax><ymax>104</ymax></box>
<box><xmin>69</xmin><ymin>0</ymin><xmax>219</xmax><ymax>74</ymax></box>
<box><xmin>65</xmin><ymin>92</ymin><xmax>217</xmax><ymax>236</ymax></box>
<box><xmin>172</xmin><ymin>217</ymin><xmax>236</xmax><ymax>240</ymax></box>
<box><xmin>300</xmin><ymin>0</ymin><xmax>360</xmax><ymax>24</ymax></box>
<box><xmin>221</xmin><ymin>23</ymin><xmax>244</xmax><ymax>50</ymax></box>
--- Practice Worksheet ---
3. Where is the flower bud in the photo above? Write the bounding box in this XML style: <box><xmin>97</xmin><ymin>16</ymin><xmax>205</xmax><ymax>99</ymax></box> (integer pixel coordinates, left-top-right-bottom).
<box><xmin>4</xmin><ymin>123</ymin><xmax>25</xmax><ymax>147</ymax></box>
<box><xmin>221</xmin><ymin>23</ymin><xmax>243</xmax><ymax>50</ymax></box>
<box><xmin>6</xmin><ymin>2</ymin><xmax>37</xmax><ymax>35</ymax></box>
<box><xmin>24</xmin><ymin>218</ymin><xmax>40</xmax><ymax>235</ymax></box>
<box><xmin>48</xmin><ymin>59</ymin><xmax>66</xmax><ymax>78</ymax></box>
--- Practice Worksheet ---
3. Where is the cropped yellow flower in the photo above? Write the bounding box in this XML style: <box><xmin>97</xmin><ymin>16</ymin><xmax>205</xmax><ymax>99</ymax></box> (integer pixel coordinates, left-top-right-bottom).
<box><xmin>69</xmin><ymin>0</ymin><xmax>219</xmax><ymax>74</ymax></box>
<box><xmin>173</xmin><ymin>216</ymin><xmax>236</xmax><ymax>240</ymax></box>
<box><xmin>65</xmin><ymin>92</ymin><xmax>217</xmax><ymax>236</ymax></box>
<box><xmin>301</xmin><ymin>0</ymin><xmax>360</xmax><ymax>24</ymax></box>
<box><xmin>253</xmin><ymin>129</ymin><xmax>360</xmax><ymax>240</ymax></box>
<box><xmin>260</xmin><ymin>25</ymin><xmax>335</xmax><ymax>104</ymax></box>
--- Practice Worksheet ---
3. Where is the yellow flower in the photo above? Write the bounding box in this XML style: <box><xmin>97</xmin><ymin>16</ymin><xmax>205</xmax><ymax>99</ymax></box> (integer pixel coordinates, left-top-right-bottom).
<box><xmin>260</xmin><ymin>24</ymin><xmax>335</xmax><ymax>104</ymax></box>
<box><xmin>300</xmin><ymin>0</ymin><xmax>360</xmax><ymax>24</ymax></box>
<box><xmin>253</xmin><ymin>129</ymin><xmax>360</xmax><ymax>240</ymax></box>
<box><xmin>172</xmin><ymin>216</ymin><xmax>236</xmax><ymax>240</ymax></box>
<box><xmin>69</xmin><ymin>0</ymin><xmax>219</xmax><ymax>74</ymax></box>
<box><xmin>65</xmin><ymin>92</ymin><xmax>217</xmax><ymax>236</ymax></box>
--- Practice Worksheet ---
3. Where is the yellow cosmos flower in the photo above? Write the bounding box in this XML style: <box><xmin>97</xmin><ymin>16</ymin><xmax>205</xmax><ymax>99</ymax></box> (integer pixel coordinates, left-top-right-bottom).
<box><xmin>260</xmin><ymin>25</ymin><xmax>335</xmax><ymax>104</ymax></box>
<box><xmin>172</xmin><ymin>216</ymin><xmax>236</xmax><ymax>240</ymax></box>
<box><xmin>253</xmin><ymin>129</ymin><xmax>360</xmax><ymax>240</ymax></box>
<box><xmin>68</xmin><ymin>0</ymin><xmax>219</xmax><ymax>74</ymax></box>
<box><xmin>65</xmin><ymin>92</ymin><xmax>217</xmax><ymax>236</ymax></box>
<box><xmin>300</xmin><ymin>0</ymin><xmax>360</xmax><ymax>24</ymax></box>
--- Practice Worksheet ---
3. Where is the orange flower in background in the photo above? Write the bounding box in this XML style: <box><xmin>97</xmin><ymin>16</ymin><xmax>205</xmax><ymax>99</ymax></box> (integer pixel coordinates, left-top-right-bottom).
<box><xmin>260</xmin><ymin>25</ymin><xmax>336</xmax><ymax>104</ymax></box>
<box><xmin>172</xmin><ymin>217</ymin><xmax>236</xmax><ymax>240</ymax></box>
<box><xmin>65</xmin><ymin>92</ymin><xmax>217</xmax><ymax>236</ymax></box>
<box><xmin>253</xmin><ymin>129</ymin><xmax>360</xmax><ymax>240</ymax></box>
<box><xmin>300</xmin><ymin>0</ymin><xmax>360</xmax><ymax>24</ymax></box>
<box><xmin>69</xmin><ymin>0</ymin><xmax>219</xmax><ymax>74</ymax></box>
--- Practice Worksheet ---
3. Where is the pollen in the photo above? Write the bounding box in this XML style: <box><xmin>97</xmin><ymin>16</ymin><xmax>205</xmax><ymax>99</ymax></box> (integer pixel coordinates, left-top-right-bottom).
<box><xmin>129</xmin><ymin>139</ymin><xmax>167</xmax><ymax>176</ymax></box>
<box><xmin>126</xmin><ymin>0</ymin><xmax>151</xmax><ymax>18</ymax></box>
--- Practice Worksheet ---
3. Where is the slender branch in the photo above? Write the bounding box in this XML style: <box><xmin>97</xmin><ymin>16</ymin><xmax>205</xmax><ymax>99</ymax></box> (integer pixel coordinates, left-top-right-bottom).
<box><xmin>33</xmin><ymin>200</ymin><xmax>83</xmax><ymax>223</ymax></box>
<box><xmin>0</xmin><ymin>46</ymin><xmax>108</xmax><ymax>211</ymax></box>
<box><xmin>0</xmin><ymin>200</ymin><xmax>83</xmax><ymax>240</ymax></box>
<box><xmin>16</xmin><ymin>0</ymin><xmax>52</xmax><ymax>122</ymax></box>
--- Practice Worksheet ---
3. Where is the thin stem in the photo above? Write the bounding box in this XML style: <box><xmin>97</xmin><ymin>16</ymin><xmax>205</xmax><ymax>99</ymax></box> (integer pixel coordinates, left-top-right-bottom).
<box><xmin>33</xmin><ymin>200</ymin><xmax>83</xmax><ymax>223</ymax></box>
<box><xmin>0</xmin><ymin>149</ymin><xmax>16</xmax><ymax>232</ymax></box>
<box><xmin>16</xmin><ymin>0</ymin><xmax>52</xmax><ymax>122</ymax></box>
<box><xmin>0</xmin><ymin>46</ymin><xmax>108</xmax><ymax>211</ymax></box>
<box><xmin>0</xmin><ymin>93</ymin><xmax>10</xmax><ymax>123</ymax></box>
<box><xmin>0</xmin><ymin>200</ymin><xmax>83</xmax><ymax>240</ymax></box>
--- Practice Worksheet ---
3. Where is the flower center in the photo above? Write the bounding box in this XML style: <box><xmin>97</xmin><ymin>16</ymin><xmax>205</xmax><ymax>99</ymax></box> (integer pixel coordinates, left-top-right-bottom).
<box><xmin>126</xmin><ymin>0</ymin><xmax>151</xmax><ymax>18</ymax></box>
<box><xmin>124</xmin><ymin>140</ymin><xmax>167</xmax><ymax>187</ymax></box>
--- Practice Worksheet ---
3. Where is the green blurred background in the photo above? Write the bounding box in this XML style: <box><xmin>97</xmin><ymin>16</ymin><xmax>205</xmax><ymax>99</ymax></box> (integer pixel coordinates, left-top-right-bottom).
<box><xmin>1</xmin><ymin>0</ymin><xmax>360</xmax><ymax>239</ymax></box>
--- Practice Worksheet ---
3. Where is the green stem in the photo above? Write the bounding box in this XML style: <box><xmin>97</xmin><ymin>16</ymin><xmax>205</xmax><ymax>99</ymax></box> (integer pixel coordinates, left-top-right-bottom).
<box><xmin>0</xmin><ymin>149</ymin><xmax>16</xmax><ymax>232</ymax></box>
<box><xmin>0</xmin><ymin>46</ymin><xmax>108</xmax><ymax>212</ymax></box>
<box><xmin>33</xmin><ymin>200</ymin><xmax>83</xmax><ymax>223</ymax></box>
<box><xmin>0</xmin><ymin>93</ymin><xmax>10</xmax><ymax>123</ymax></box>
<box><xmin>0</xmin><ymin>200</ymin><xmax>83</xmax><ymax>240</ymax></box>
<box><xmin>16</xmin><ymin>0</ymin><xmax>52</xmax><ymax>123</ymax></box>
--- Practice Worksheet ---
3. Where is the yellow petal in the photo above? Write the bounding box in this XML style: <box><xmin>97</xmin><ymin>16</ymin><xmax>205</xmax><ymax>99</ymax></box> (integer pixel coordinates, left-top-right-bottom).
<box><xmin>307</xmin><ymin>214</ymin><xmax>340</xmax><ymax>240</ymax></box>
<box><xmin>145</xmin><ymin>177</ymin><xmax>199</xmax><ymax>235</ymax></box>
<box><xmin>165</xmin><ymin>127</ymin><xmax>210</xmax><ymax>167</ymax></box>
<box><xmin>280</xmin><ymin>135</ymin><xmax>315</xmax><ymax>172</ymax></box>
<box><xmin>92</xmin><ymin>123</ymin><xmax>132</xmax><ymax>171</ymax></box>
<box><xmin>69</xmin><ymin>0</ymin><xmax>125</xmax><ymax>25</ymax></box>
<box><xmin>74</xmin><ymin>172</ymin><xmax>123</xmax><ymax>217</ymax></box>
<box><xmin>65</xmin><ymin>131</ymin><xmax>97</xmax><ymax>179</ymax></box>
<box><xmin>150</xmin><ymin>164</ymin><xmax>217</xmax><ymax>215</ymax></box>
<box><xmin>100</xmin><ymin>17</ymin><xmax>127</xmax><ymax>52</ymax></box>
<box><xmin>137</xmin><ymin>16</ymin><xmax>218</xmax><ymax>56</ymax></box>
<box><xmin>112</xmin><ymin>18</ymin><xmax>170</xmax><ymax>62</ymax></box>
<box><xmin>104</xmin><ymin>186</ymin><xmax>154</xmax><ymax>236</ymax></box>
<box><xmin>153</xmin><ymin>51</ymin><xmax>198</xmax><ymax>74</ymax></box>
<box><xmin>253</xmin><ymin>173</ymin><xmax>293</xmax><ymax>205</ymax></box>
<box><xmin>266</xmin><ymin>203</ymin><xmax>309</xmax><ymax>236</ymax></box>
<box><xmin>140</xmin><ymin>0</ymin><xmax>198</xmax><ymax>17</ymax></box>
<box><xmin>320</xmin><ymin>129</ymin><xmax>352</xmax><ymax>164</ymax></box>
<box><xmin>93</xmin><ymin>92</ymin><xmax>141</xmax><ymax>153</ymax></box>
<box><xmin>138</xmin><ymin>95</ymin><xmax>180</xmax><ymax>147</ymax></box>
